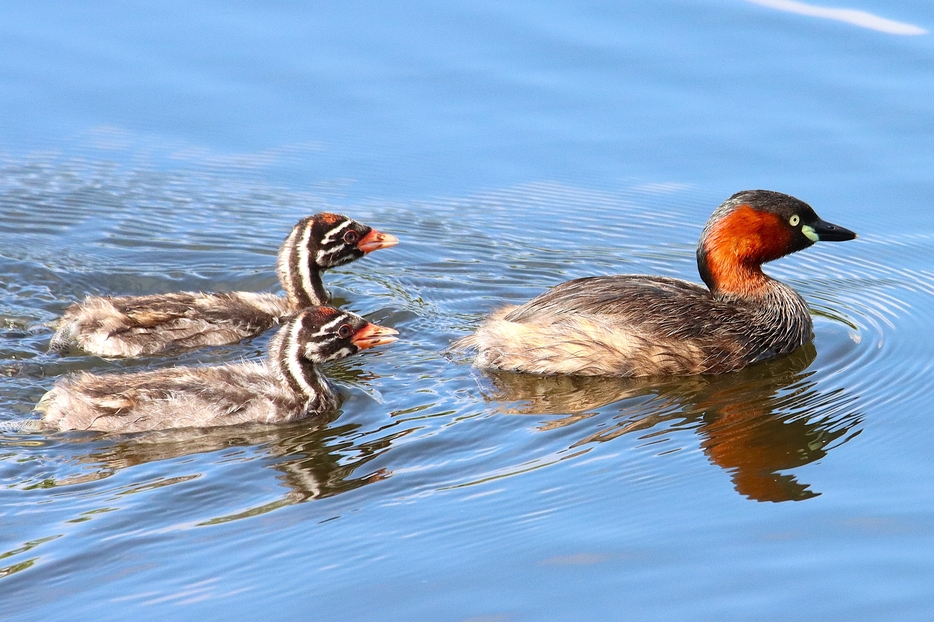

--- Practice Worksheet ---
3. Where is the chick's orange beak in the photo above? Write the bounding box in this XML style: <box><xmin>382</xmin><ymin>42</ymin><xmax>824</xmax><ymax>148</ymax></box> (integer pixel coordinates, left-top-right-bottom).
<box><xmin>351</xmin><ymin>323</ymin><xmax>399</xmax><ymax>350</ymax></box>
<box><xmin>357</xmin><ymin>229</ymin><xmax>399</xmax><ymax>253</ymax></box>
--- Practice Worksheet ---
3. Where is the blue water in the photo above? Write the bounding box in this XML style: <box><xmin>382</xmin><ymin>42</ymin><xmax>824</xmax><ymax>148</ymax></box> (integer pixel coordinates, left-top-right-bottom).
<box><xmin>2</xmin><ymin>1</ymin><xmax>934</xmax><ymax>620</ymax></box>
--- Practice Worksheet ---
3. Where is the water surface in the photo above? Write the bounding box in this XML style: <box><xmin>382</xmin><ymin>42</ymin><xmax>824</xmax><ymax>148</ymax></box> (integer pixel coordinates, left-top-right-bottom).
<box><xmin>2</xmin><ymin>2</ymin><xmax>934</xmax><ymax>620</ymax></box>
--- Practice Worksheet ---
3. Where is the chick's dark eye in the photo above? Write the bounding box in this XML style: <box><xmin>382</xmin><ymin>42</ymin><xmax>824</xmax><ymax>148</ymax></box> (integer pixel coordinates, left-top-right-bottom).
<box><xmin>337</xmin><ymin>324</ymin><xmax>353</xmax><ymax>339</ymax></box>
<box><xmin>343</xmin><ymin>230</ymin><xmax>359</xmax><ymax>244</ymax></box>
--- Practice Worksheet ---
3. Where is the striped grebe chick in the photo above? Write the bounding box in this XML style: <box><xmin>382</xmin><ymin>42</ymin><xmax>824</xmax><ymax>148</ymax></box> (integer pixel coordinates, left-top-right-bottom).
<box><xmin>50</xmin><ymin>214</ymin><xmax>398</xmax><ymax>357</ymax></box>
<box><xmin>37</xmin><ymin>306</ymin><xmax>398</xmax><ymax>433</ymax></box>
<box><xmin>454</xmin><ymin>190</ymin><xmax>856</xmax><ymax>377</ymax></box>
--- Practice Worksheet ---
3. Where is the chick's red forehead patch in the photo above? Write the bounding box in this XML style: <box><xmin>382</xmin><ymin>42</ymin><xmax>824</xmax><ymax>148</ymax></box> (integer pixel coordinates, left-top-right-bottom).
<box><xmin>301</xmin><ymin>305</ymin><xmax>342</xmax><ymax>325</ymax></box>
<box><xmin>315</xmin><ymin>213</ymin><xmax>343</xmax><ymax>226</ymax></box>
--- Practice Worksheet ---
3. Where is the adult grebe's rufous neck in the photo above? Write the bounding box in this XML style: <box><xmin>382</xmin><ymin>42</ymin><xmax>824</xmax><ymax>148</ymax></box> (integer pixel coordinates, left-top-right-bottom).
<box><xmin>697</xmin><ymin>190</ymin><xmax>856</xmax><ymax>298</ymax></box>
<box><xmin>454</xmin><ymin>189</ymin><xmax>857</xmax><ymax>377</ymax></box>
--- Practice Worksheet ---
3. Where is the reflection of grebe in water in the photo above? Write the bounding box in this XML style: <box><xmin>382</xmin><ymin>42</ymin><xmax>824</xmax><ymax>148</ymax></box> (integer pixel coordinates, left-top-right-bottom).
<box><xmin>29</xmin><ymin>394</ymin><xmax>408</xmax><ymax>513</ymax></box>
<box><xmin>478</xmin><ymin>344</ymin><xmax>862</xmax><ymax>502</ymax></box>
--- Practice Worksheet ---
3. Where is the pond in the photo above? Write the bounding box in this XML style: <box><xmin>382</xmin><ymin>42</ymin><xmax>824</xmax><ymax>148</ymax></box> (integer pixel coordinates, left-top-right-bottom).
<box><xmin>2</xmin><ymin>1</ymin><xmax>934</xmax><ymax>620</ymax></box>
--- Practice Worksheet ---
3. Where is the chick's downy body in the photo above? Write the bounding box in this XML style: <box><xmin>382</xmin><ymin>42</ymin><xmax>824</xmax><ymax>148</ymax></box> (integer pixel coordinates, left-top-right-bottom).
<box><xmin>50</xmin><ymin>214</ymin><xmax>398</xmax><ymax>357</ymax></box>
<box><xmin>38</xmin><ymin>306</ymin><xmax>399</xmax><ymax>433</ymax></box>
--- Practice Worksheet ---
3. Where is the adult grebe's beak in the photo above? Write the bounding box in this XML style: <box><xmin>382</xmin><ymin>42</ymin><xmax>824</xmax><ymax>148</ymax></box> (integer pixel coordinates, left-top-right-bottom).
<box><xmin>357</xmin><ymin>229</ymin><xmax>400</xmax><ymax>253</ymax></box>
<box><xmin>806</xmin><ymin>218</ymin><xmax>857</xmax><ymax>242</ymax></box>
<box><xmin>352</xmin><ymin>323</ymin><xmax>399</xmax><ymax>350</ymax></box>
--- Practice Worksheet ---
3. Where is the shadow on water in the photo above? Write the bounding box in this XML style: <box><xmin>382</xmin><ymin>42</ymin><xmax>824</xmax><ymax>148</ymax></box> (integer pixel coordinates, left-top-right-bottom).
<box><xmin>478</xmin><ymin>344</ymin><xmax>863</xmax><ymax>502</ymax></box>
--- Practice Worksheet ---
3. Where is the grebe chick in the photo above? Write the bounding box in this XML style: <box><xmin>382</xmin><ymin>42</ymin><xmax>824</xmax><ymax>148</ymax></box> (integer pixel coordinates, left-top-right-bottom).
<box><xmin>37</xmin><ymin>307</ymin><xmax>398</xmax><ymax>433</ymax></box>
<box><xmin>50</xmin><ymin>214</ymin><xmax>398</xmax><ymax>357</ymax></box>
<box><xmin>454</xmin><ymin>190</ymin><xmax>856</xmax><ymax>377</ymax></box>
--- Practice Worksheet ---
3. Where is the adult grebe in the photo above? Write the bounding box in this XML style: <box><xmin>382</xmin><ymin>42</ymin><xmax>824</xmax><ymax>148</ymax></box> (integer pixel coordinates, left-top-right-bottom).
<box><xmin>454</xmin><ymin>190</ymin><xmax>856</xmax><ymax>377</ymax></box>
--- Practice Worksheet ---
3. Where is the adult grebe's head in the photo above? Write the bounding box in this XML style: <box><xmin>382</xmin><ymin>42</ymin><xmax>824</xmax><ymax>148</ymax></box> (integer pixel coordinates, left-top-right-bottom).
<box><xmin>697</xmin><ymin>190</ymin><xmax>856</xmax><ymax>296</ymax></box>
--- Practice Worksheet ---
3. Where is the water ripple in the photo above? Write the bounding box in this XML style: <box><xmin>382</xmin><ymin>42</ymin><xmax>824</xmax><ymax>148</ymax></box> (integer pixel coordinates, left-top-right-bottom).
<box><xmin>0</xmin><ymin>161</ymin><xmax>930</xmax><ymax>600</ymax></box>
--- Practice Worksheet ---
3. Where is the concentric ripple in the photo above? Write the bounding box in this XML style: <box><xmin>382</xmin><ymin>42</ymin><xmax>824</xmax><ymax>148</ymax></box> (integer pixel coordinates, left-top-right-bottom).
<box><xmin>0</xmin><ymin>159</ymin><xmax>931</xmax><ymax>600</ymax></box>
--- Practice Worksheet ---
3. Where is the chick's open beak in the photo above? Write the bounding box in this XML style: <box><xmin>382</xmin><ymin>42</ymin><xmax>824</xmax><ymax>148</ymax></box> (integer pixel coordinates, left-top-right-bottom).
<box><xmin>357</xmin><ymin>229</ymin><xmax>400</xmax><ymax>253</ymax></box>
<box><xmin>352</xmin><ymin>323</ymin><xmax>399</xmax><ymax>350</ymax></box>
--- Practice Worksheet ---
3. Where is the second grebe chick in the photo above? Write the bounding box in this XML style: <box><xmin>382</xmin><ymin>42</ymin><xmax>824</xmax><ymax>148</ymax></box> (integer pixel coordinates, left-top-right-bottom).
<box><xmin>50</xmin><ymin>214</ymin><xmax>398</xmax><ymax>357</ymax></box>
<box><xmin>37</xmin><ymin>307</ymin><xmax>399</xmax><ymax>433</ymax></box>
<box><xmin>454</xmin><ymin>190</ymin><xmax>856</xmax><ymax>377</ymax></box>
